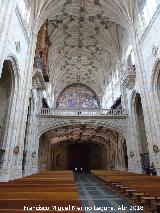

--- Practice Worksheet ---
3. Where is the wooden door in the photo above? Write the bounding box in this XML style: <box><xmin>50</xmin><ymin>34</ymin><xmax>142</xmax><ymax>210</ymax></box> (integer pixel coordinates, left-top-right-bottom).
<box><xmin>68</xmin><ymin>143</ymin><xmax>90</xmax><ymax>171</ymax></box>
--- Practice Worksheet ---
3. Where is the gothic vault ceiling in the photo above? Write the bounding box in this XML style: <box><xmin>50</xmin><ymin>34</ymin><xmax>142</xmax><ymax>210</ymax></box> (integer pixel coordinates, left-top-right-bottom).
<box><xmin>45</xmin><ymin>124</ymin><xmax>119</xmax><ymax>145</ymax></box>
<box><xmin>31</xmin><ymin>0</ymin><xmax>136</xmax><ymax>100</ymax></box>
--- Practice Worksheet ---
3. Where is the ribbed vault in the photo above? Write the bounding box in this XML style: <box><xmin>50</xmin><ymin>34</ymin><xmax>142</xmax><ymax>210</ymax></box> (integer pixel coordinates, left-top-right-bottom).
<box><xmin>30</xmin><ymin>0</ymin><xmax>138</xmax><ymax>101</ymax></box>
<box><xmin>45</xmin><ymin>124</ymin><xmax>120</xmax><ymax>145</ymax></box>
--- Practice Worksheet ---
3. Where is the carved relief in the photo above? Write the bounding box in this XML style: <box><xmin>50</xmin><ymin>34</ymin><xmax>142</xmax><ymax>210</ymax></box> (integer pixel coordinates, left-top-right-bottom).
<box><xmin>13</xmin><ymin>146</ymin><xmax>20</xmax><ymax>155</ymax></box>
<box><xmin>153</xmin><ymin>144</ymin><xmax>159</xmax><ymax>154</ymax></box>
<box><xmin>130</xmin><ymin>151</ymin><xmax>134</xmax><ymax>158</ymax></box>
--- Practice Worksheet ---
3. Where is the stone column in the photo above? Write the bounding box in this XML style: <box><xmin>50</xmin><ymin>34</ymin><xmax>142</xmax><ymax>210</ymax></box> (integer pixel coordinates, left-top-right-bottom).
<box><xmin>130</xmin><ymin>29</ymin><xmax>160</xmax><ymax>173</ymax></box>
<box><xmin>0</xmin><ymin>28</ymin><xmax>38</xmax><ymax>181</ymax></box>
<box><xmin>149</xmin><ymin>87</ymin><xmax>160</xmax><ymax>174</ymax></box>
<box><xmin>115</xmin><ymin>136</ymin><xmax>126</xmax><ymax>171</ymax></box>
<box><xmin>24</xmin><ymin>88</ymin><xmax>43</xmax><ymax>176</ymax></box>
<box><xmin>126</xmin><ymin>100</ymin><xmax>143</xmax><ymax>174</ymax></box>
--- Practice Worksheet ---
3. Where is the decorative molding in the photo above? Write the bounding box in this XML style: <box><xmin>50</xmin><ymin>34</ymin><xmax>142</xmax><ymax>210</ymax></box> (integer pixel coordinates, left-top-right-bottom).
<box><xmin>153</xmin><ymin>144</ymin><xmax>159</xmax><ymax>154</ymax></box>
<box><xmin>32</xmin><ymin>68</ymin><xmax>46</xmax><ymax>90</ymax></box>
<box><xmin>15</xmin><ymin>41</ymin><xmax>21</xmax><ymax>53</ymax></box>
<box><xmin>38</xmin><ymin>117</ymin><xmax>128</xmax><ymax>137</ymax></box>
<box><xmin>139</xmin><ymin>5</ymin><xmax>160</xmax><ymax>45</ymax></box>
<box><xmin>151</xmin><ymin>58</ymin><xmax>160</xmax><ymax>92</ymax></box>
<box><xmin>152</xmin><ymin>45</ymin><xmax>159</xmax><ymax>57</ymax></box>
<box><xmin>130</xmin><ymin>151</ymin><xmax>134</xmax><ymax>158</ymax></box>
<box><xmin>13</xmin><ymin>146</ymin><xmax>20</xmax><ymax>155</ymax></box>
<box><xmin>32</xmin><ymin>151</ymin><xmax>36</xmax><ymax>158</ymax></box>
<box><xmin>121</xmin><ymin>66</ymin><xmax>136</xmax><ymax>89</ymax></box>
<box><xmin>15</xmin><ymin>6</ymin><xmax>30</xmax><ymax>44</ymax></box>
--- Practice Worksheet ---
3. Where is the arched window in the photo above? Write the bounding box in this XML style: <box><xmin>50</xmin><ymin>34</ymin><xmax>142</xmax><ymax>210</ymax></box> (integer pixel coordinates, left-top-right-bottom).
<box><xmin>139</xmin><ymin>0</ymin><xmax>157</xmax><ymax>31</ymax></box>
<box><xmin>126</xmin><ymin>45</ymin><xmax>135</xmax><ymax>68</ymax></box>
<box><xmin>56</xmin><ymin>83</ymin><xmax>100</xmax><ymax>109</ymax></box>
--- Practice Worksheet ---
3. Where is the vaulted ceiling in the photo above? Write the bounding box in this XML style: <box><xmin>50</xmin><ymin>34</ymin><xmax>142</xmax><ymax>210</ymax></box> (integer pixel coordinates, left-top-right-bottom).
<box><xmin>45</xmin><ymin>124</ymin><xmax>119</xmax><ymax>145</ymax></box>
<box><xmin>31</xmin><ymin>0</ymin><xmax>137</xmax><ymax>100</ymax></box>
<box><xmin>48</xmin><ymin>13</ymin><xmax>122</xmax><ymax>100</ymax></box>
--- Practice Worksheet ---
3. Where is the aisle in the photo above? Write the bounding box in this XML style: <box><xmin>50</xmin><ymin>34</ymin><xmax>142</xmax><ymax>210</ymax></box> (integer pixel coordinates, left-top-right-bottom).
<box><xmin>75</xmin><ymin>173</ymin><xmax>143</xmax><ymax>213</ymax></box>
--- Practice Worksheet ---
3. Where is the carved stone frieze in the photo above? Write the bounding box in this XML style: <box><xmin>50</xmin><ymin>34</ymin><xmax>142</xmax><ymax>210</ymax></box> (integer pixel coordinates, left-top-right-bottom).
<box><xmin>121</xmin><ymin>66</ymin><xmax>136</xmax><ymax>89</ymax></box>
<box><xmin>32</xmin><ymin>68</ymin><xmax>46</xmax><ymax>90</ymax></box>
<box><xmin>38</xmin><ymin>117</ymin><xmax>128</xmax><ymax>137</ymax></box>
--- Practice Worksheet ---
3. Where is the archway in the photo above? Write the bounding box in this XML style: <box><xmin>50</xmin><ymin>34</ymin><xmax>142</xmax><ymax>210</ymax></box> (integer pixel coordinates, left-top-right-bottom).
<box><xmin>135</xmin><ymin>93</ymin><xmax>149</xmax><ymax>172</ymax></box>
<box><xmin>68</xmin><ymin>142</ymin><xmax>102</xmax><ymax>171</ymax></box>
<box><xmin>123</xmin><ymin>140</ymin><xmax>128</xmax><ymax>170</ymax></box>
<box><xmin>157</xmin><ymin>67</ymin><xmax>160</xmax><ymax>101</ymax></box>
<box><xmin>38</xmin><ymin>124</ymin><xmax>127</xmax><ymax>172</ymax></box>
<box><xmin>151</xmin><ymin>59</ymin><xmax>160</xmax><ymax>91</ymax></box>
<box><xmin>0</xmin><ymin>61</ymin><xmax>14</xmax><ymax>166</ymax></box>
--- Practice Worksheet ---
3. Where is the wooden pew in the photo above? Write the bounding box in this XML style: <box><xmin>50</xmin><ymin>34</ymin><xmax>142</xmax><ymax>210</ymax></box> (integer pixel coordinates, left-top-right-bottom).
<box><xmin>0</xmin><ymin>171</ymin><xmax>84</xmax><ymax>212</ymax></box>
<box><xmin>0</xmin><ymin>199</ymin><xmax>83</xmax><ymax>210</ymax></box>
<box><xmin>91</xmin><ymin>170</ymin><xmax>160</xmax><ymax>212</ymax></box>
<box><xmin>0</xmin><ymin>211</ymin><xmax>84</xmax><ymax>213</ymax></box>
<box><xmin>0</xmin><ymin>186</ymin><xmax>77</xmax><ymax>192</ymax></box>
<box><xmin>0</xmin><ymin>192</ymin><xmax>79</xmax><ymax>199</ymax></box>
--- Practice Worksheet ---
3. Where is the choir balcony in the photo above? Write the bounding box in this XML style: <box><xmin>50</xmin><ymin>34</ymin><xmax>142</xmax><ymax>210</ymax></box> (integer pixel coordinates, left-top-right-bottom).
<box><xmin>33</xmin><ymin>56</ymin><xmax>49</xmax><ymax>84</ymax></box>
<box><xmin>121</xmin><ymin>65</ymin><xmax>136</xmax><ymax>89</ymax></box>
<box><xmin>39</xmin><ymin>108</ymin><xmax>128</xmax><ymax>119</ymax></box>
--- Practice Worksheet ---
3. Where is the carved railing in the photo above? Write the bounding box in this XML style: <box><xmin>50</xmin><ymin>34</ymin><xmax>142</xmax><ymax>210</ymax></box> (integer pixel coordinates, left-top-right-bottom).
<box><xmin>122</xmin><ymin>65</ymin><xmax>136</xmax><ymax>89</ymax></box>
<box><xmin>33</xmin><ymin>56</ymin><xmax>44</xmax><ymax>69</ymax></box>
<box><xmin>39</xmin><ymin>108</ymin><xmax>128</xmax><ymax>117</ymax></box>
<box><xmin>33</xmin><ymin>56</ymin><xmax>49</xmax><ymax>82</ymax></box>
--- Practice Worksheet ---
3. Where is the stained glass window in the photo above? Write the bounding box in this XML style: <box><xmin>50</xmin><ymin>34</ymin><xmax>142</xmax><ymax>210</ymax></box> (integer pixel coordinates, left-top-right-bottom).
<box><xmin>56</xmin><ymin>83</ymin><xmax>100</xmax><ymax>109</ymax></box>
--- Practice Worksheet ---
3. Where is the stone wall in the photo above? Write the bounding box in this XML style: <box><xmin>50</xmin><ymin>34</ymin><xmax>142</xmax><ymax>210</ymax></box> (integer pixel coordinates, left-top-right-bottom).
<box><xmin>0</xmin><ymin>0</ymin><xmax>36</xmax><ymax>181</ymax></box>
<box><xmin>1</xmin><ymin>1</ymin><xmax>160</xmax><ymax>181</ymax></box>
<box><xmin>121</xmin><ymin>6</ymin><xmax>160</xmax><ymax>174</ymax></box>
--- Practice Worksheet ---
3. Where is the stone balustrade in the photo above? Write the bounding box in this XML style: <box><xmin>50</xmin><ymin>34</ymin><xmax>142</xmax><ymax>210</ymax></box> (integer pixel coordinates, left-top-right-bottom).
<box><xmin>39</xmin><ymin>108</ymin><xmax>128</xmax><ymax>118</ymax></box>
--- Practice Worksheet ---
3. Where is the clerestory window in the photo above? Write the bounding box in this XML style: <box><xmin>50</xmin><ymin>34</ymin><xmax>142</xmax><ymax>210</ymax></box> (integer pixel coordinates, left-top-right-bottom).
<box><xmin>139</xmin><ymin>0</ymin><xmax>157</xmax><ymax>31</ymax></box>
<box><xmin>18</xmin><ymin>0</ymin><xmax>31</xmax><ymax>25</ymax></box>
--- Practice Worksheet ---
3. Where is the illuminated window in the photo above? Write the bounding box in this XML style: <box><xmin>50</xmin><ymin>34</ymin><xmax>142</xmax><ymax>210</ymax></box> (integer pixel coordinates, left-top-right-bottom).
<box><xmin>18</xmin><ymin>0</ymin><xmax>30</xmax><ymax>24</ymax></box>
<box><xmin>126</xmin><ymin>45</ymin><xmax>135</xmax><ymax>67</ymax></box>
<box><xmin>56</xmin><ymin>83</ymin><xmax>100</xmax><ymax>109</ymax></box>
<box><xmin>139</xmin><ymin>0</ymin><xmax>157</xmax><ymax>30</ymax></box>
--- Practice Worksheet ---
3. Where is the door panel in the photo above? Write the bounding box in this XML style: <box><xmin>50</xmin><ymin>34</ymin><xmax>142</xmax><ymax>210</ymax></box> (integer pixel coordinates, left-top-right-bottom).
<box><xmin>68</xmin><ymin>144</ymin><xmax>90</xmax><ymax>171</ymax></box>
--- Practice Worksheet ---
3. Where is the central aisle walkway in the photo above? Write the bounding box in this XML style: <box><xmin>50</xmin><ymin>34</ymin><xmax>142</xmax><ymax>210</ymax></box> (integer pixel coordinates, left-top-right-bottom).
<box><xmin>75</xmin><ymin>173</ymin><xmax>143</xmax><ymax>213</ymax></box>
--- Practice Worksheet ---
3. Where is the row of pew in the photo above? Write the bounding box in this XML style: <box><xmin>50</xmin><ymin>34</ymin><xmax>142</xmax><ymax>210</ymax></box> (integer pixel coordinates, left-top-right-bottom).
<box><xmin>91</xmin><ymin>170</ymin><xmax>160</xmax><ymax>213</ymax></box>
<box><xmin>0</xmin><ymin>171</ymin><xmax>84</xmax><ymax>213</ymax></box>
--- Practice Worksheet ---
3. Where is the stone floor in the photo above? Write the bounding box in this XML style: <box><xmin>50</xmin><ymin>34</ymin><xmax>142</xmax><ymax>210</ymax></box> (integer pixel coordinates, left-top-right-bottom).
<box><xmin>74</xmin><ymin>173</ymin><xmax>143</xmax><ymax>213</ymax></box>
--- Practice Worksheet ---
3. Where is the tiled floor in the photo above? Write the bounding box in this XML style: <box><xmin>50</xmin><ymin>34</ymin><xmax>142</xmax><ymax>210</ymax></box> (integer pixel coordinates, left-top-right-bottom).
<box><xmin>75</xmin><ymin>173</ymin><xmax>143</xmax><ymax>213</ymax></box>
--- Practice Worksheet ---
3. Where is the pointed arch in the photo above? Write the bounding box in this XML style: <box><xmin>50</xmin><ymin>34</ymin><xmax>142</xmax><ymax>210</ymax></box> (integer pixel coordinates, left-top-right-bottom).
<box><xmin>0</xmin><ymin>54</ymin><xmax>20</xmax><ymax>150</ymax></box>
<box><xmin>151</xmin><ymin>58</ymin><xmax>160</xmax><ymax>94</ymax></box>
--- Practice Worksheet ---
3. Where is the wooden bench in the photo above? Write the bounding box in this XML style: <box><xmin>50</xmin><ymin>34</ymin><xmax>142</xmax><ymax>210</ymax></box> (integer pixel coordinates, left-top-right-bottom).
<box><xmin>91</xmin><ymin>170</ymin><xmax>160</xmax><ymax>212</ymax></box>
<box><xmin>0</xmin><ymin>192</ymin><xmax>79</xmax><ymax>199</ymax></box>
<box><xmin>0</xmin><ymin>199</ymin><xmax>83</xmax><ymax>209</ymax></box>
<box><xmin>0</xmin><ymin>211</ymin><xmax>84</xmax><ymax>213</ymax></box>
<box><xmin>0</xmin><ymin>171</ymin><xmax>83</xmax><ymax>212</ymax></box>
<box><xmin>0</xmin><ymin>186</ymin><xmax>78</xmax><ymax>192</ymax></box>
